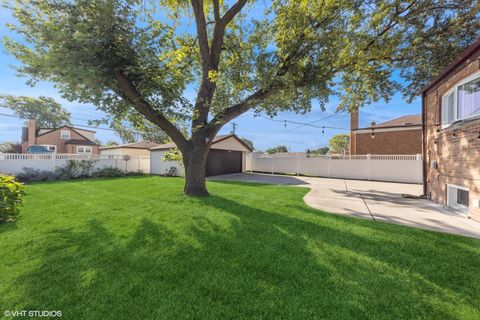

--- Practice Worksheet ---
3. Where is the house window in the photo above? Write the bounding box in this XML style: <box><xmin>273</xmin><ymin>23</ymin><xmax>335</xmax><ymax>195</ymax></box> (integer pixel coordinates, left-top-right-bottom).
<box><xmin>61</xmin><ymin>130</ymin><xmax>70</xmax><ymax>139</ymax></box>
<box><xmin>441</xmin><ymin>72</ymin><xmax>480</xmax><ymax>127</ymax></box>
<box><xmin>77</xmin><ymin>146</ymin><xmax>92</xmax><ymax>154</ymax></box>
<box><xmin>457</xmin><ymin>77</ymin><xmax>480</xmax><ymax>119</ymax></box>
<box><xmin>447</xmin><ymin>184</ymin><xmax>469</xmax><ymax>210</ymax></box>
<box><xmin>41</xmin><ymin>145</ymin><xmax>57</xmax><ymax>153</ymax></box>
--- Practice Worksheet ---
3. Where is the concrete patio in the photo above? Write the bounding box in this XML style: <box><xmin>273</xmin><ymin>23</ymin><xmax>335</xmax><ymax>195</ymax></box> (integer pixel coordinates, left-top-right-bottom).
<box><xmin>210</xmin><ymin>173</ymin><xmax>480</xmax><ymax>239</ymax></box>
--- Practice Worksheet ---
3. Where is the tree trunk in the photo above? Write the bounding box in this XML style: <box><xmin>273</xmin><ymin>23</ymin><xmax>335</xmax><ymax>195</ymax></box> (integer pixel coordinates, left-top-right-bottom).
<box><xmin>182</xmin><ymin>146</ymin><xmax>210</xmax><ymax>196</ymax></box>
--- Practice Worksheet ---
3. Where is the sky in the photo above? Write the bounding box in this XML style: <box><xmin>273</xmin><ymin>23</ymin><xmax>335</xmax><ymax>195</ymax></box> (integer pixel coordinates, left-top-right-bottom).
<box><xmin>0</xmin><ymin>5</ymin><xmax>421</xmax><ymax>152</ymax></box>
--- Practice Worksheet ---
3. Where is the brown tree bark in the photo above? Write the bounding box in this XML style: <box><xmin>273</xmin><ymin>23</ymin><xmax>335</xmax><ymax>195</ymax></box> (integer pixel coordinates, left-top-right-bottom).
<box><xmin>182</xmin><ymin>145</ymin><xmax>210</xmax><ymax>196</ymax></box>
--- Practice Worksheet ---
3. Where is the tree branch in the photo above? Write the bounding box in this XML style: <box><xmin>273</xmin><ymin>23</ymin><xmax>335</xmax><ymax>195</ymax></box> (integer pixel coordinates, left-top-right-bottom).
<box><xmin>207</xmin><ymin>84</ymin><xmax>280</xmax><ymax>137</ymax></box>
<box><xmin>222</xmin><ymin>0</ymin><xmax>248</xmax><ymax>25</ymax></box>
<box><xmin>113</xmin><ymin>70</ymin><xmax>188</xmax><ymax>150</ymax></box>
<box><xmin>190</xmin><ymin>0</ymin><xmax>210</xmax><ymax>68</ymax></box>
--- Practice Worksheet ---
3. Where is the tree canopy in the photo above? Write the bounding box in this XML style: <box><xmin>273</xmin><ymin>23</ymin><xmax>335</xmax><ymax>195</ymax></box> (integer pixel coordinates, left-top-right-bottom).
<box><xmin>240</xmin><ymin>137</ymin><xmax>254</xmax><ymax>150</ymax></box>
<box><xmin>266</xmin><ymin>145</ymin><xmax>288</xmax><ymax>154</ymax></box>
<box><xmin>4</xmin><ymin>0</ymin><xmax>480</xmax><ymax>195</ymax></box>
<box><xmin>329</xmin><ymin>134</ymin><xmax>350</xmax><ymax>154</ymax></box>
<box><xmin>0</xmin><ymin>95</ymin><xmax>71</xmax><ymax>128</ymax></box>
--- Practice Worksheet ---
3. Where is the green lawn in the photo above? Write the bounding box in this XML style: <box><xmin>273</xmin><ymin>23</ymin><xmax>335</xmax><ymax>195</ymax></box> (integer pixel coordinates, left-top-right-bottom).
<box><xmin>1</xmin><ymin>176</ymin><xmax>479</xmax><ymax>319</ymax></box>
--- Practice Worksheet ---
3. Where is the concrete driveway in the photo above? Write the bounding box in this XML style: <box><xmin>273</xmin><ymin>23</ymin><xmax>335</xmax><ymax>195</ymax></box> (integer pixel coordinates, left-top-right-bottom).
<box><xmin>210</xmin><ymin>173</ymin><xmax>480</xmax><ymax>239</ymax></box>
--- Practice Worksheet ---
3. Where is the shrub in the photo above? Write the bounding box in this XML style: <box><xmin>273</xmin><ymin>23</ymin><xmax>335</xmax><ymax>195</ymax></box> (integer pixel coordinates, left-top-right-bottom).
<box><xmin>91</xmin><ymin>167</ymin><xmax>127</xmax><ymax>178</ymax></box>
<box><xmin>55</xmin><ymin>159</ymin><xmax>94</xmax><ymax>179</ymax></box>
<box><xmin>16</xmin><ymin>168</ymin><xmax>58</xmax><ymax>182</ymax></box>
<box><xmin>16</xmin><ymin>161</ymin><xmax>145</xmax><ymax>182</ymax></box>
<box><xmin>0</xmin><ymin>175</ymin><xmax>25</xmax><ymax>222</ymax></box>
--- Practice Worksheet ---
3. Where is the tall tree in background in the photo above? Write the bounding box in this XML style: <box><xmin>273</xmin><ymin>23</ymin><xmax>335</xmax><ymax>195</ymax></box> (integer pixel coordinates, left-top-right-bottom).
<box><xmin>90</xmin><ymin>116</ymin><xmax>174</xmax><ymax>144</ymax></box>
<box><xmin>240</xmin><ymin>137</ymin><xmax>254</xmax><ymax>151</ymax></box>
<box><xmin>266</xmin><ymin>145</ymin><xmax>288</xmax><ymax>154</ymax></box>
<box><xmin>0</xmin><ymin>95</ymin><xmax>71</xmax><ymax>128</ymax></box>
<box><xmin>4</xmin><ymin>0</ymin><xmax>480</xmax><ymax>195</ymax></box>
<box><xmin>329</xmin><ymin>134</ymin><xmax>350</xmax><ymax>155</ymax></box>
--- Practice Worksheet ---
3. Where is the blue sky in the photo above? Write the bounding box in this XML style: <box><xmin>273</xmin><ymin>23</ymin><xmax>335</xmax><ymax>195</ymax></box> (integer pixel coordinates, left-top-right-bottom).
<box><xmin>0</xmin><ymin>7</ymin><xmax>421</xmax><ymax>152</ymax></box>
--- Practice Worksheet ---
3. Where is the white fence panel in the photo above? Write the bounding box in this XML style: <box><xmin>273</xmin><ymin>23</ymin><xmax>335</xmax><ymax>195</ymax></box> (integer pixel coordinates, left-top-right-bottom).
<box><xmin>248</xmin><ymin>153</ymin><xmax>423</xmax><ymax>184</ymax></box>
<box><xmin>0</xmin><ymin>154</ymin><xmax>150</xmax><ymax>175</ymax></box>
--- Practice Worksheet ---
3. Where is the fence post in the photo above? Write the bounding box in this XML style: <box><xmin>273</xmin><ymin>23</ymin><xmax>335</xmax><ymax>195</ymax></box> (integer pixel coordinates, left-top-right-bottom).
<box><xmin>327</xmin><ymin>155</ymin><xmax>331</xmax><ymax>178</ymax></box>
<box><xmin>271</xmin><ymin>154</ymin><xmax>274</xmax><ymax>174</ymax></box>
<box><xmin>52</xmin><ymin>154</ymin><xmax>56</xmax><ymax>171</ymax></box>
<box><xmin>296</xmin><ymin>153</ymin><xmax>300</xmax><ymax>176</ymax></box>
<box><xmin>367</xmin><ymin>154</ymin><xmax>371</xmax><ymax>180</ymax></box>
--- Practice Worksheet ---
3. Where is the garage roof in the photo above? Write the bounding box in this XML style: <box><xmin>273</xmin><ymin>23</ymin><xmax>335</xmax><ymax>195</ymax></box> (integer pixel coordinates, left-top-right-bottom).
<box><xmin>150</xmin><ymin>134</ymin><xmax>253</xmax><ymax>152</ymax></box>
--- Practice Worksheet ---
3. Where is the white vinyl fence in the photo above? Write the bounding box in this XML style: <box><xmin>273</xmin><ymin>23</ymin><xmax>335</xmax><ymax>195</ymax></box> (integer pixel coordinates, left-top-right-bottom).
<box><xmin>0</xmin><ymin>153</ymin><xmax>150</xmax><ymax>175</ymax></box>
<box><xmin>246</xmin><ymin>153</ymin><xmax>423</xmax><ymax>184</ymax></box>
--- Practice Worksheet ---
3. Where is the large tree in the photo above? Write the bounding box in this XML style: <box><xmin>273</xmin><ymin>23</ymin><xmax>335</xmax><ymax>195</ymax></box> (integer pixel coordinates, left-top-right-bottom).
<box><xmin>329</xmin><ymin>134</ymin><xmax>350</xmax><ymax>154</ymax></box>
<box><xmin>4</xmin><ymin>0</ymin><xmax>480</xmax><ymax>195</ymax></box>
<box><xmin>0</xmin><ymin>95</ymin><xmax>71</xmax><ymax>128</ymax></box>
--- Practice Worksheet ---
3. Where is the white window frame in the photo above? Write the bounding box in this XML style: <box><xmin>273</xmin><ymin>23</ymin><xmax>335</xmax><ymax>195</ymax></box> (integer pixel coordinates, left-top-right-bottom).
<box><xmin>441</xmin><ymin>70</ymin><xmax>480</xmax><ymax>128</ymax></box>
<box><xmin>60</xmin><ymin>130</ymin><xmax>70</xmax><ymax>140</ymax></box>
<box><xmin>76</xmin><ymin>146</ymin><xmax>92</xmax><ymax>154</ymax></box>
<box><xmin>446</xmin><ymin>184</ymin><xmax>469</xmax><ymax>211</ymax></box>
<box><xmin>40</xmin><ymin>145</ymin><xmax>57</xmax><ymax>153</ymax></box>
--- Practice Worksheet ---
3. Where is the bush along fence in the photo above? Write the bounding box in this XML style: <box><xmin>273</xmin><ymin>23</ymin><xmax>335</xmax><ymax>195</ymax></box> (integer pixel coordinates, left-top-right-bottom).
<box><xmin>0</xmin><ymin>174</ymin><xmax>25</xmax><ymax>222</ymax></box>
<box><xmin>0</xmin><ymin>154</ymin><xmax>150</xmax><ymax>176</ymax></box>
<box><xmin>246</xmin><ymin>153</ymin><xmax>423</xmax><ymax>184</ymax></box>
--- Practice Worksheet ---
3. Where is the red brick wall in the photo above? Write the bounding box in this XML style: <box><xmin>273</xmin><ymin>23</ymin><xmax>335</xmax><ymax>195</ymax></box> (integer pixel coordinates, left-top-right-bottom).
<box><xmin>353</xmin><ymin>129</ymin><xmax>422</xmax><ymax>155</ymax></box>
<box><xmin>424</xmin><ymin>58</ymin><xmax>480</xmax><ymax>220</ymax></box>
<box><xmin>22</xmin><ymin>127</ymin><xmax>99</xmax><ymax>154</ymax></box>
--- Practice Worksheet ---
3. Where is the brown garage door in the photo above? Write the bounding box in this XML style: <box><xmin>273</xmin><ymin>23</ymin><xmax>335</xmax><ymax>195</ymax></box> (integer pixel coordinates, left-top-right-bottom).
<box><xmin>206</xmin><ymin>149</ymin><xmax>242</xmax><ymax>176</ymax></box>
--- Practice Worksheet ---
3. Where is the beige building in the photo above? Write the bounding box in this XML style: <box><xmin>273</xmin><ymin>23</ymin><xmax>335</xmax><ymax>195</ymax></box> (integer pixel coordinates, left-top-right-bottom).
<box><xmin>150</xmin><ymin>134</ymin><xmax>253</xmax><ymax>176</ymax></box>
<box><xmin>100</xmin><ymin>141</ymin><xmax>160</xmax><ymax>157</ymax></box>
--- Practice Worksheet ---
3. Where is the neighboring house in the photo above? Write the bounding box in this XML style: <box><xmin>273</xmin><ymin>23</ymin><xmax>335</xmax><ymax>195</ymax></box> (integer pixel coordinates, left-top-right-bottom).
<box><xmin>421</xmin><ymin>39</ymin><xmax>480</xmax><ymax>220</ymax></box>
<box><xmin>350</xmin><ymin>112</ymin><xmax>422</xmax><ymax>155</ymax></box>
<box><xmin>150</xmin><ymin>134</ymin><xmax>253</xmax><ymax>176</ymax></box>
<box><xmin>21</xmin><ymin>119</ymin><xmax>100</xmax><ymax>154</ymax></box>
<box><xmin>100</xmin><ymin>141</ymin><xmax>160</xmax><ymax>157</ymax></box>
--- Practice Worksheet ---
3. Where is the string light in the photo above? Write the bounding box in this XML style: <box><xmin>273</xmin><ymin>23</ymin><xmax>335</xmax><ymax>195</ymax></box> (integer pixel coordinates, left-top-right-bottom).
<box><xmin>321</xmin><ymin>126</ymin><xmax>325</xmax><ymax>134</ymax></box>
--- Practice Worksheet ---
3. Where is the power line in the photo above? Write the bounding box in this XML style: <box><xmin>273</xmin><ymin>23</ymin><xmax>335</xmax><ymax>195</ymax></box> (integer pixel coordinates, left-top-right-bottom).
<box><xmin>0</xmin><ymin>112</ymin><xmax>147</xmax><ymax>136</ymax></box>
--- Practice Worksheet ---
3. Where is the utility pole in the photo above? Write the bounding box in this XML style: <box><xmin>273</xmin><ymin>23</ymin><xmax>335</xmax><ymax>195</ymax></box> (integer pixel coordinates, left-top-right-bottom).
<box><xmin>231</xmin><ymin>122</ymin><xmax>238</xmax><ymax>134</ymax></box>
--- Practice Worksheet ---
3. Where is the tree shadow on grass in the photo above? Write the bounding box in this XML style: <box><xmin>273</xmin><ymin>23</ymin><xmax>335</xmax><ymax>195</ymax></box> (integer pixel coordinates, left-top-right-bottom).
<box><xmin>8</xmin><ymin>195</ymin><xmax>480</xmax><ymax>320</ymax></box>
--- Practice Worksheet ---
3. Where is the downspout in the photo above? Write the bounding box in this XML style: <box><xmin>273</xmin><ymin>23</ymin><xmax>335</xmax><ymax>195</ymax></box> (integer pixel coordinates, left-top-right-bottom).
<box><xmin>421</xmin><ymin>92</ymin><xmax>427</xmax><ymax>197</ymax></box>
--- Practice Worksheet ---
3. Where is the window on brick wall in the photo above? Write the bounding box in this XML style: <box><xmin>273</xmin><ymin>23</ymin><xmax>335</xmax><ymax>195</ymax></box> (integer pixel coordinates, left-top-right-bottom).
<box><xmin>441</xmin><ymin>71</ymin><xmax>480</xmax><ymax>128</ymax></box>
<box><xmin>447</xmin><ymin>184</ymin><xmax>469</xmax><ymax>211</ymax></box>
<box><xmin>60</xmin><ymin>130</ymin><xmax>70</xmax><ymax>139</ymax></box>
<box><xmin>77</xmin><ymin>146</ymin><xmax>92</xmax><ymax>154</ymax></box>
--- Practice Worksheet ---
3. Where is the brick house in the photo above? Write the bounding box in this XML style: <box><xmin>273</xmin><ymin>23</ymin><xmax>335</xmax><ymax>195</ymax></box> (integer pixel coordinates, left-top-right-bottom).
<box><xmin>421</xmin><ymin>39</ymin><xmax>480</xmax><ymax>220</ymax></box>
<box><xmin>21</xmin><ymin>119</ymin><xmax>100</xmax><ymax>154</ymax></box>
<box><xmin>350</xmin><ymin>112</ymin><xmax>422</xmax><ymax>155</ymax></box>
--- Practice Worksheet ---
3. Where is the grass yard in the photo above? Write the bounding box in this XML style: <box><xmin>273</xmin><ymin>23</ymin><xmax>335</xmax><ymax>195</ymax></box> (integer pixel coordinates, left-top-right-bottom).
<box><xmin>1</xmin><ymin>176</ymin><xmax>479</xmax><ymax>319</ymax></box>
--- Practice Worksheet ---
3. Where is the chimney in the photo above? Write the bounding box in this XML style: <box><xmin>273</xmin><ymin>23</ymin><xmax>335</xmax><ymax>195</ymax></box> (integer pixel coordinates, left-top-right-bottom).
<box><xmin>370</xmin><ymin>121</ymin><xmax>376</xmax><ymax>127</ymax></box>
<box><xmin>27</xmin><ymin>119</ymin><xmax>36</xmax><ymax>146</ymax></box>
<box><xmin>350</xmin><ymin>110</ymin><xmax>358</xmax><ymax>155</ymax></box>
<box><xmin>350</xmin><ymin>110</ymin><xmax>359</xmax><ymax>131</ymax></box>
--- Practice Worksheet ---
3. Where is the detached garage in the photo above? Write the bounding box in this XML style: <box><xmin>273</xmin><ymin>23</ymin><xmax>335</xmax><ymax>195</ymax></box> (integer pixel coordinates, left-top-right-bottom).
<box><xmin>150</xmin><ymin>134</ymin><xmax>253</xmax><ymax>176</ymax></box>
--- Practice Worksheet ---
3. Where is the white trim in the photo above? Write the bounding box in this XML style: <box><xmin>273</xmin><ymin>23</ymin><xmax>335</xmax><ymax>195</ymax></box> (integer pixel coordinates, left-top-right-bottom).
<box><xmin>76</xmin><ymin>146</ymin><xmax>93</xmax><ymax>154</ymax></box>
<box><xmin>446</xmin><ymin>184</ymin><xmax>469</xmax><ymax>211</ymax></box>
<box><xmin>60</xmin><ymin>130</ymin><xmax>70</xmax><ymax>140</ymax></box>
<box><xmin>441</xmin><ymin>70</ymin><xmax>480</xmax><ymax>128</ymax></box>
<box><xmin>354</xmin><ymin>126</ymin><xmax>421</xmax><ymax>134</ymax></box>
